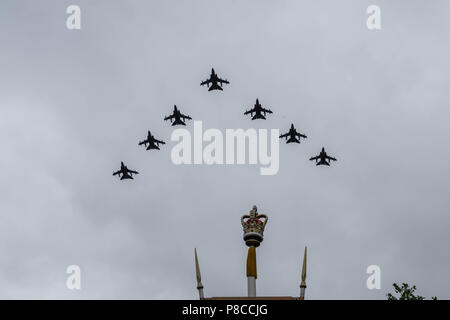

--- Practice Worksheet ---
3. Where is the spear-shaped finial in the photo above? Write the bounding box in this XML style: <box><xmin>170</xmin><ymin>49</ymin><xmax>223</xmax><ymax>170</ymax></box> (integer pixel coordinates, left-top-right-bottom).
<box><xmin>195</xmin><ymin>248</ymin><xmax>204</xmax><ymax>299</ymax></box>
<box><xmin>300</xmin><ymin>246</ymin><xmax>307</xmax><ymax>300</ymax></box>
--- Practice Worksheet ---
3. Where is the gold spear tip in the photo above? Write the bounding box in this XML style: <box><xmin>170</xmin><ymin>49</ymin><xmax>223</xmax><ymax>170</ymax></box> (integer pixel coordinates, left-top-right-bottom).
<box><xmin>300</xmin><ymin>246</ymin><xmax>307</xmax><ymax>287</ymax></box>
<box><xmin>195</xmin><ymin>248</ymin><xmax>203</xmax><ymax>289</ymax></box>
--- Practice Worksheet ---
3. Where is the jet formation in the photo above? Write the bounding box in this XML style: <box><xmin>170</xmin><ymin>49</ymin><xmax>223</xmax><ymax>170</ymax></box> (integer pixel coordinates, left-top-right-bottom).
<box><xmin>113</xmin><ymin>67</ymin><xmax>338</xmax><ymax>180</ymax></box>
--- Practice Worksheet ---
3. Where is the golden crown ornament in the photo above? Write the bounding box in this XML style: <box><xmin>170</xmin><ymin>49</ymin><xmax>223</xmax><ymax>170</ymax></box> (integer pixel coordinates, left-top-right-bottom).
<box><xmin>241</xmin><ymin>205</ymin><xmax>268</xmax><ymax>247</ymax></box>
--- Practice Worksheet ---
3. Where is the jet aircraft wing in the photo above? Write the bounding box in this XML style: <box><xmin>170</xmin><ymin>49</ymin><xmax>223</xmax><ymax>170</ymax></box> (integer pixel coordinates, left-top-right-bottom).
<box><xmin>200</xmin><ymin>79</ymin><xmax>211</xmax><ymax>86</ymax></box>
<box><xmin>138</xmin><ymin>140</ymin><xmax>148</xmax><ymax>146</ymax></box>
<box><xmin>218</xmin><ymin>78</ymin><xmax>229</xmax><ymax>84</ymax></box>
<box><xmin>155</xmin><ymin>139</ymin><xmax>166</xmax><ymax>145</ymax></box>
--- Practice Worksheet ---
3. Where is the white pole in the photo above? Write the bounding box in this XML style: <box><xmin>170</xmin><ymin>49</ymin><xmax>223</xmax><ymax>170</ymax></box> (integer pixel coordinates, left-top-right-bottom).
<box><xmin>198</xmin><ymin>288</ymin><xmax>204</xmax><ymax>299</ymax></box>
<box><xmin>248</xmin><ymin>276</ymin><xmax>256</xmax><ymax>297</ymax></box>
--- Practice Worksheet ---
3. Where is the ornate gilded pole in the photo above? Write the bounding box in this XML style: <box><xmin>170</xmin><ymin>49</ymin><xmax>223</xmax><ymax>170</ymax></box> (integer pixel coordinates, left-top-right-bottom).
<box><xmin>241</xmin><ymin>205</ymin><xmax>268</xmax><ymax>297</ymax></box>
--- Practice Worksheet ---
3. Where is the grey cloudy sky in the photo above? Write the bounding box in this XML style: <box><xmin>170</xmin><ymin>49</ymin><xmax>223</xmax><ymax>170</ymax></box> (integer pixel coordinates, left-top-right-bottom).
<box><xmin>0</xmin><ymin>0</ymin><xmax>449</xmax><ymax>299</ymax></box>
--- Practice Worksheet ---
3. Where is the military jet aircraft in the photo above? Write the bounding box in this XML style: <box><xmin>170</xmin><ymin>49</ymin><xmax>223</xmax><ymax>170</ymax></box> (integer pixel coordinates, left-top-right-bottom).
<box><xmin>279</xmin><ymin>124</ymin><xmax>307</xmax><ymax>144</ymax></box>
<box><xmin>164</xmin><ymin>105</ymin><xmax>192</xmax><ymax>126</ymax></box>
<box><xmin>200</xmin><ymin>68</ymin><xmax>230</xmax><ymax>91</ymax></box>
<box><xmin>309</xmin><ymin>147</ymin><xmax>337</xmax><ymax>166</ymax></box>
<box><xmin>244</xmin><ymin>99</ymin><xmax>273</xmax><ymax>120</ymax></box>
<box><xmin>113</xmin><ymin>162</ymin><xmax>139</xmax><ymax>180</ymax></box>
<box><xmin>138</xmin><ymin>130</ymin><xmax>166</xmax><ymax>150</ymax></box>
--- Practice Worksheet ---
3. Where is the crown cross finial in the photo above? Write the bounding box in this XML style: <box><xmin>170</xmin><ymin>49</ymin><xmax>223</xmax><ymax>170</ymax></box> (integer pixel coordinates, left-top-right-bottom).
<box><xmin>249</xmin><ymin>205</ymin><xmax>258</xmax><ymax>218</ymax></box>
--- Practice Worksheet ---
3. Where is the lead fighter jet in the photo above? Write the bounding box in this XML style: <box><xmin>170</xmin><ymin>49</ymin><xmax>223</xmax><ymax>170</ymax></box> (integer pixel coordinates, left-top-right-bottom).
<box><xmin>244</xmin><ymin>99</ymin><xmax>273</xmax><ymax>120</ymax></box>
<box><xmin>309</xmin><ymin>147</ymin><xmax>337</xmax><ymax>166</ymax></box>
<box><xmin>113</xmin><ymin>162</ymin><xmax>139</xmax><ymax>180</ymax></box>
<box><xmin>200</xmin><ymin>68</ymin><xmax>229</xmax><ymax>91</ymax></box>
<box><xmin>280</xmin><ymin>124</ymin><xmax>307</xmax><ymax>144</ymax></box>
<box><xmin>164</xmin><ymin>105</ymin><xmax>192</xmax><ymax>126</ymax></box>
<box><xmin>138</xmin><ymin>130</ymin><xmax>165</xmax><ymax>150</ymax></box>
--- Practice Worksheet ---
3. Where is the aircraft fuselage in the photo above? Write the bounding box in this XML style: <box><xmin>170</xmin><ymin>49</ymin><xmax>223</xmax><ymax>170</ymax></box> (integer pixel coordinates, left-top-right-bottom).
<box><xmin>316</xmin><ymin>156</ymin><xmax>330</xmax><ymax>166</ymax></box>
<box><xmin>286</xmin><ymin>134</ymin><xmax>300</xmax><ymax>144</ymax></box>
<box><xmin>251</xmin><ymin>111</ymin><xmax>266</xmax><ymax>120</ymax></box>
<box><xmin>172</xmin><ymin>116</ymin><xmax>186</xmax><ymax>126</ymax></box>
<box><xmin>120</xmin><ymin>171</ymin><xmax>134</xmax><ymax>179</ymax></box>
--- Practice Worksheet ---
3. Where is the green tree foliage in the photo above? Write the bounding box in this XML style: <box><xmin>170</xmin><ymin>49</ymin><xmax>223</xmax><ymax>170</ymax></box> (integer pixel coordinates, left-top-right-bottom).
<box><xmin>387</xmin><ymin>283</ymin><xmax>437</xmax><ymax>300</ymax></box>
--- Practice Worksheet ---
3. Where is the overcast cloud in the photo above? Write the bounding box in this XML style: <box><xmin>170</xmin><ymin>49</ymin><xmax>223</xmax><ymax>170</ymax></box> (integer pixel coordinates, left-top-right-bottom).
<box><xmin>0</xmin><ymin>0</ymin><xmax>449</xmax><ymax>299</ymax></box>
